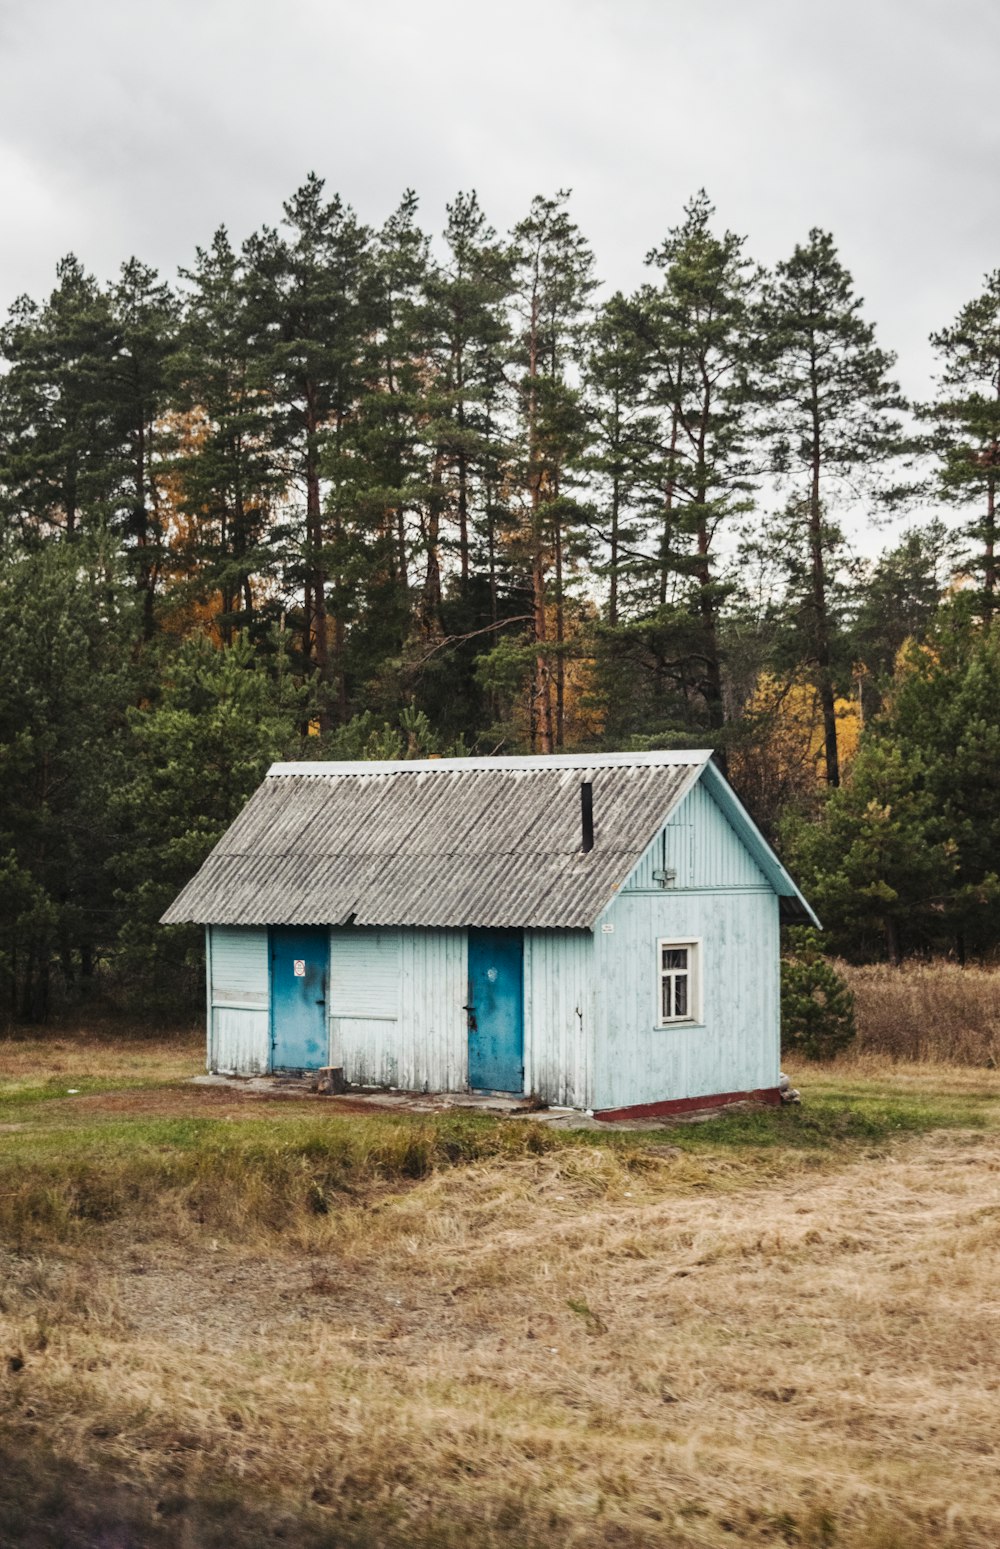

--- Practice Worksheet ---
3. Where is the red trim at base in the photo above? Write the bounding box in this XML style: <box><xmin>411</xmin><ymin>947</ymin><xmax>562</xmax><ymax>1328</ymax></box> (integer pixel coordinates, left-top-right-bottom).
<box><xmin>594</xmin><ymin>1087</ymin><xmax>783</xmax><ymax>1123</ymax></box>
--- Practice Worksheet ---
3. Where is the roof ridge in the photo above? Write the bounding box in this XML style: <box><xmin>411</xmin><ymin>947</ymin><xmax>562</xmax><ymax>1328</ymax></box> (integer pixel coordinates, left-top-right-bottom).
<box><xmin>266</xmin><ymin>750</ymin><xmax>714</xmax><ymax>777</ymax></box>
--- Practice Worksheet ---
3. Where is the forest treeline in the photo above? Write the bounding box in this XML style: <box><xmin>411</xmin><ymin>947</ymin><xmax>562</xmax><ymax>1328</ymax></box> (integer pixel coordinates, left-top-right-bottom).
<box><xmin>2</xmin><ymin>176</ymin><xmax>1000</xmax><ymax>1019</ymax></box>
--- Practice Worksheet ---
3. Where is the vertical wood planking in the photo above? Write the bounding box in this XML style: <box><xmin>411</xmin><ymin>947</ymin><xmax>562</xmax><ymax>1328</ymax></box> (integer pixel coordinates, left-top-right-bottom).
<box><xmin>624</xmin><ymin>780</ymin><xmax>769</xmax><ymax>892</ymax></box>
<box><xmin>329</xmin><ymin>928</ymin><xmax>467</xmax><ymax>1091</ymax></box>
<box><xmin>593</xmin><ymin>890</ymin><xmax>780</xmax><ymax>1111</ymax></box>
<box><xmin>524</xmin><ymin>930</ymin><xmax>594</xmax><ymax>1108</ymax></box>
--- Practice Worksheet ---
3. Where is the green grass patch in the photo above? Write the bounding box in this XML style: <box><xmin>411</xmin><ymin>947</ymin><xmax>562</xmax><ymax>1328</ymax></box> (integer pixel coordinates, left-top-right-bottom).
<box><xmin>639</xmin><ymin>1079</ymin><xmax>995</xmax><ymax>1153</ymax></box>
<box><xmin>0</xmin><ymin>1060</ymin><xmax>996</xmax><ymax>1249</ymax></box>
<box><xmin>0</xmin><ymin>1107</ymin><xmax>565</xmax><ymax>1247</ymax></box>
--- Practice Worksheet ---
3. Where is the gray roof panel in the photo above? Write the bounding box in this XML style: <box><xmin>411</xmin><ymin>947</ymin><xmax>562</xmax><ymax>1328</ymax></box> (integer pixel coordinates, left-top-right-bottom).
<box><xmin>161</xmin><ymin>754</ymin><xmax>709</xmax><ymax>929</ymax></box>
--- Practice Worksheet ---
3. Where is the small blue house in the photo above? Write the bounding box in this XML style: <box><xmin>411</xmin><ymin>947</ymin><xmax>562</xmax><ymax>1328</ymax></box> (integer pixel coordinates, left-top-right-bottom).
<box><xmin>162</xmin><ymin>751</ymin><xmax>817</xmax><ymax>1119</ymax></box>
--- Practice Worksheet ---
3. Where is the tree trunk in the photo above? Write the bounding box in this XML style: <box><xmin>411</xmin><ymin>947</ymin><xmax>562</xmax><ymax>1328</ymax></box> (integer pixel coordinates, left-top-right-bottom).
<box><xmin>528</xmin><ymin>291</ymin><xmax>553</xmax><ymax>754</ymax></box>
<box><xmin>609</xmin><ymin>466</ymin><xmax>620</xmax><ymax>628</ymax></box>
<box><xmin>554</xmin><ymin>492</ymin><xmax>565</xmax><ymax>749</ymax></box>
<box><xmin>985</xmin><ymin>466</ymin><xmax>996</xmax><ymax>620</ymax></box>
<box><xmin>810</xmin><ymin>376</ymin><xmax>839</xmax><ymax>787</ymax></box>
<box><xmin>659</xmin><ymin>407</ymin><xmax>679</xmax><ymax>608</ymax></box>
<box><xmin>456</xmin><ymin>344</ymin><xmax>470</xmax><ymax>584</ymax></box>
<box><xmin>305</xmin><ymin>397</ymin><xmax>328</xmax><ymax>677</ymax></box>
<box><xmin>422</xmin><ymin>452</ymin><xmax>445</xmax><ymax>638</ymax></box>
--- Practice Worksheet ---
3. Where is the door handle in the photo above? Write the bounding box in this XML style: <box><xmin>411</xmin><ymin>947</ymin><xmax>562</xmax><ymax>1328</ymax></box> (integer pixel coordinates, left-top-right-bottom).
<box><xmin>316</xmin><ymin>999</ymin><xmax>326</xmax><ymax>1006</ymax></box>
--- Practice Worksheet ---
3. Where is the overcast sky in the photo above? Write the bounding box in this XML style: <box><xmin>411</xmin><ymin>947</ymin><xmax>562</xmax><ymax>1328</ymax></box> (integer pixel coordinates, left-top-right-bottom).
<box><xmin>1</xmin><ymin>0</ymin><xmax>998</xmax><ymax>411</ymax></box>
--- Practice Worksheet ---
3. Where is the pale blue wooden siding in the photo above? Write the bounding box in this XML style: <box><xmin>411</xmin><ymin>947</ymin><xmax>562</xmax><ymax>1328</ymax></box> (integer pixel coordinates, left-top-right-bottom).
<box><xmin>624</xmin><ymin>780</ymin><xmax>768</xmax><ymax>892</ymax></box>
<box><xmin>208</xmin><ymin>925</ymin><xmax>270</xmax><ymax>1073</ymax></box>
<box><xmin>524</xmin><ymin>930</ymin><xmax>594</xmax><ymax>1108</ymax></box>
<box><xmin>328</xmin><ymin>927</ymin><xmax>466</xmax><ymax>1092</ymax></box>
<box><xmin>329</xmin><ymin>926</ymin><xmax>594</xmax><ymax>1103</ymax></box>
<box><xmin>329</xmin><ymin>929</ymin><xmax>401</xmax><ymax>1086</ymax></box>
<box><xmin>592</xmin><ymin>888</ymin><xmax>780</xmax><ymax>1111</ymax></box>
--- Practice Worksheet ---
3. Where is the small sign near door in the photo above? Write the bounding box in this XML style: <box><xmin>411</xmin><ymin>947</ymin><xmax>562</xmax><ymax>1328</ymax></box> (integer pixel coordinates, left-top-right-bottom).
<box><xmin>293</xmin><ymin>960</ymin><xmax>305</xmax><ymax>977</ymax></box>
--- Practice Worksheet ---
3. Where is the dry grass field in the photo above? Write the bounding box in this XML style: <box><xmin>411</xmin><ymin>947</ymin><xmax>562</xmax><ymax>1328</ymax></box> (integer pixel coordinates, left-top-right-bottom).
<box><xmin>843</xmin><ymin>961</ymin><xmax>1000</xmax><ymax>1065</ymax></box>
<box><xmin>2</xmin><ymin>1021</ymin><xmax>1000</xmax><ymax>1547</ymax></box>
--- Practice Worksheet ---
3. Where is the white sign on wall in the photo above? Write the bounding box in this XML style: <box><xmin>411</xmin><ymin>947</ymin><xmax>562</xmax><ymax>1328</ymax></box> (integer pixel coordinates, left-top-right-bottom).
<box><xmin>293</xmin><ymin>959</ymin><xmax>306</xmax><ymax>977</ymax></box>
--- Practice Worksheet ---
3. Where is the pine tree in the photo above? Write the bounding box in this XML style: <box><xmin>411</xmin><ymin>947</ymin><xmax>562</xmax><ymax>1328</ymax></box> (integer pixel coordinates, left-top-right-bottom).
<box><xmin>883</xmin><ymin>613</ymin><xmax>1000</xmax><ymax>959</ymax></box>
<box><xmin>424</xmin><ymin>191</ymin><xmax>515</xmax><ymax>606</ymax></box>
<box><xmin>780</xmin><ymin>928</ymin><xmax>856</xmax><ymax>1059</ymax></box>
<box><xmin>783</xmin><ymin>737</ymin><xmax>954</xmax><ymax>962</ymax></box>
<box><xmin>581</xmin><ymin>291</ymin><xmax>654</xmax><ymax>631</ymax></box>
<box><xmin>848</xmin><ymin>520</ymin><xmax>953</xmax><ymax>713</ymax></box>
<box><xmin>0</xmin><ymin>255</ymin><xmax>119</xmax><ymax>541</ymax></box>
<box><xmin>350</xmin><ymin>191</ymin><xmax>431</xmax><ymax>669</ymax></box>
<box><xmin>170</xmin><ymin>228</ymin><xmax>283</xmax><ymax>641</ymax></box>
<box><xmin>636</xmin><ymin>192</ymin><xmax>759</xmax><ymax>755</ymax></box>
<box><xmin>244</xmin><ymin>175</ymin><xmax>371</xmax><ymax>719</ymax></box>
<box><xmin>923</xmin><ymin>272</ymin><xmax>1000</xmax><ymax>619</ymax></box>
<box><xmin>759</xmin><ymin>230</ymin><xmax>904</xmax><ymax>786</ymax></box>
<box><xmin>510</xmin><ymin>191</ymin><xmax>597</xmax><ymax>751</ymax></box>
<box><xmin>106</xmin><ymin>258</ymin><xmax>181</xmax><ymax>637</ymax></box>
<box><xmin>0</xmin><ymin>539</ymin><xmax>139</xmax><ymax>1018</ymax></box>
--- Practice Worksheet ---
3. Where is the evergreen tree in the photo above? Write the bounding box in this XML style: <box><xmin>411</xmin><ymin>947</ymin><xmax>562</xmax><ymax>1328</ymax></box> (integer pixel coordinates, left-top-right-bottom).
<box><xmin>410</xmin><ymin>192</ymin><xmax>519</xmax><ymax>738</ymax></box>
<box><xmin>106</xmin><ymin>258</ymin><xmax>181</xmax><ymax>637</ymax></box>
<box><xmin>581</xmin><ymin>291</ymin><xmax>654</xmax><ymax>632</ymax></box>
<box><xmin>423</xmin><ymin>191</ymin><xmax>515</xmax><ymax>604</ymax></box>
<box><xmin>0</xmin><ymin>256</ymin><xmax>119</xmax><ymax>541</ymax></box>
<box><xmin>783</xmin><ymin>737</ymin><xmax>954</xmax><ymax>962</ymax></box>
<box><xmin>112</xmin><ymin>631</ymin><xmax>311</xmax><ymax>1010</ymax></box>
<box><xmin>170</xmin><ymin>228</ymin><xmax>282</xmax><ymax>640</ymax></box>
<box><xmin>923</xmin><ymin>271</ymin><xmax>1000</xmax><ymax>618</ymax></box>
<box><xmin>244</xmin><ymin>175</ymin><xmax>371</xmax><ymax>719</ymax></box>
<box><xmin>509</xmin><ymin>191</ymin><xmax>597</xmax><ymax>751</ymax></box>
<box><xmin>0</xmin><ymin>539</ymin><xmax>138</xmax><ymax>1018</ymax></box>
<box><xmin>848</xmin><ymin>520</ymin><xmax>953</xmax><ymax>714</ymax></box>
<box><xmin>346</xmin><ymin>191</ymin><xmax>432</xmax><ymax>688</ymax></box>
<box><xmin>780</xmin><ymin>928</ymin><xmax>856</xmax><ymax>1059</ymax></box>
<box><xmin>759</xmin><ymin>230</ymin><xmax>905</xmax><ymax>786</ymax></box>
<box><xmin>883</xmin><ymin>614</ymin><xmax>1000</xmax><ymax>959</ymax></box>
<box><xmin>634</xmin><ymin>191</ymin><xmax>760</xmax><ymax>755</ymax></box>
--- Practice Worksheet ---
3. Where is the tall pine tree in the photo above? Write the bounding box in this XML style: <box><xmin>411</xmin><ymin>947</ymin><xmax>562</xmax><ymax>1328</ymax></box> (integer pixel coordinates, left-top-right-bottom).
<box><xmin>758</xmin><ymin>230</ymin><xmax>904</xmax><ymax>786</ymax></box>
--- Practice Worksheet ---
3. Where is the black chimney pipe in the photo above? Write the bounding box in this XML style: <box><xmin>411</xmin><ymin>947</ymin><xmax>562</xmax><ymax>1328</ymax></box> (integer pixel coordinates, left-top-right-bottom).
<box><xmin>581</xmin><ymin>781</ymin><xmax>594</xmax><ymax>853</ymax></box>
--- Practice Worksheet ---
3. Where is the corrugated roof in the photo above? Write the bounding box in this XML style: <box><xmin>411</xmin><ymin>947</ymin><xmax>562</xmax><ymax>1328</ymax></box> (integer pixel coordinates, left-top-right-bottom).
<box><xmin>161</xmin><ymin>752</ymin><xmax>711</xmax><ymax>929</ymax></box>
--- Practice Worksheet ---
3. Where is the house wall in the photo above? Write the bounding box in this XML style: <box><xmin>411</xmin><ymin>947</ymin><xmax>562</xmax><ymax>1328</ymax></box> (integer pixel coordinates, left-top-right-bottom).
<box><xmin>524</xmin><ymin>930</ymin><xmax>594</xmax><ymax>1108</ymax></box>
<box><xmin>207</xmin><ymin>922</ymin><xmax>596</xmax><ymax>1105</ymax></box>
<box><xmin>623</xmin><ymin>779</ymin><xmax>770</xmax><ymax>893</ymax></box>
<box><xmin>328</xmin><ymin>926</ymin><xmax>594</xmax><ymax>1106</ymax></box>
<box><xmin>207</xmin><ymin>926</ymin><xmax>270</xmax><ymax>1074</ymax></box>
<box><xmin>328</xmin><ymin>928</ymin><xmax>467</xmax><ymax>1092</ymax></box>
<box><xmin>593</xmin><ymin>779</ymin><xmax>779</xmax><ymax>1111</ymax></box>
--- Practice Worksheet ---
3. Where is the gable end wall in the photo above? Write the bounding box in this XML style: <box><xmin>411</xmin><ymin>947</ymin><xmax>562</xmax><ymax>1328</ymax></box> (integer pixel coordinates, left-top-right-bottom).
<box><xmin>594</xmin><ymin>775</ymin><xmax>780</xmax><ymax>1110</ymax></box>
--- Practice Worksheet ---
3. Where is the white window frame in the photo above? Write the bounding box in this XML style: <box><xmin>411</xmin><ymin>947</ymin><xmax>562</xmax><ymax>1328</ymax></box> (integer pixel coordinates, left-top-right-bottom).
<box><xmin>656</xmin><ymin>937</ymin><xmax>702</xmax><ymax>1026</ymax></box>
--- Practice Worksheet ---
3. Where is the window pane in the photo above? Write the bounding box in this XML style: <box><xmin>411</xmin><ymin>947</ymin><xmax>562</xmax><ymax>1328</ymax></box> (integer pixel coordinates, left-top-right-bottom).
<box><xmin>675</xmin><ymin>974</ymin><xmax>688</xmax><ymax>1017</ymax></box>
<box><xmin>663</xmin><ymin>948</ymin><xmax>687</xmax><ymax>971</ymax></box>
<box><xmin>662</xmin><ymin>977</ymin><xmax>672</xmax><ymax>1020</ymax></box>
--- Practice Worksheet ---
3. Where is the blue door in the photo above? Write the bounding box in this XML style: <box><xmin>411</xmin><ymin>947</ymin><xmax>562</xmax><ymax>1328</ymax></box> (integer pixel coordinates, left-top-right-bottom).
<box><xmin>270</xmin><ymin>927</ymin><xmax>328</xmax><ymax>1071</ymax></box>
<box><xmin>467</xmin><ymin>929</ymin><xmax>524</xmax><ymax>1093</ymax></box>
